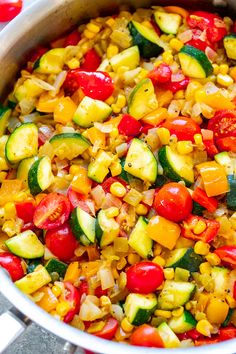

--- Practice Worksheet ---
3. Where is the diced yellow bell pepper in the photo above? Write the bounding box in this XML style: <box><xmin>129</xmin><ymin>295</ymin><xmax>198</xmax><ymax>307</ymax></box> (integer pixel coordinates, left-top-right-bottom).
<box><xmin>0</xmin><ymin>180</ymin><xmax>22</xmax><ymax>206</ymax></box>
<box><xmin>36</xmin><ymin>92</ymin><xmax>60</xmax><ymax>113</ymax></box>
<box><xmin>85</xmin><ymin>127</ymin><xmax>106</xmax><ymax>148</ymax></box>
<box><xmin>64</xmin><ymin>261</ymin><xmax>81</xmax><ymax>282</ymax></box>
<box><xmin>70</xmin><ymin>166</ymin><xmax>92</xmax><ymax>195</ymax></box>
<box><xmin>195</xmin><ymin>88</ymin><xmax>235</xmax><ymax>110</ymax></box>
<box><xmin>37</xmin><ymin>286</ymin><xmax>58</xmax><ymax>312</ymax></box>
<box><xmin>54</xmin><ymin>96</ymin><xmax>77</xmax><ymax>124</ymax></box>
<box><xmin>206</xmin><ymin>298</ymin><xmax>229</xmax><ymax>324</ymax></box>
<box><xmin>196</xmin><ymin>161</ymin><xmax>229</xmax><ymax>197</ymax></box>
<box><xmin>141</xmin><ymin>107</ymin><xmax>168</xmax><ymax>126</ymax></box>
<box><xmin>147</xmin><ymin>215</ymin><xmax>181</xmax><ymax>250</ymax></box>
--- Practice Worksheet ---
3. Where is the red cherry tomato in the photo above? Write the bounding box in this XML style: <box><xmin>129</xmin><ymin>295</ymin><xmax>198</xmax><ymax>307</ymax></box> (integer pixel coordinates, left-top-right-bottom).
<box><xmin>186</xmin><ymin>29</ymin><xmax>212</xmax><ymax>51</ymax></box>
<box><xmin>0</xmin><ymin>0</ymin><xmax>22</xmax><ymax>22</ymax></box>
<box><xmin>63</xmin><ymin>281</ymin><xmax>81</xmax><ymax>323</ymax></box>
<box><xmin>126</xmin><ymin>261</ymin><xmax>164</xmax><ymax>294</ymax></box>
<box><xmin>0</xmin><ymin>252</ymin><xmax>25</xmax><ymax>281</ymax></box>
<box><xmin>76</xmin><ymin>71</ymin><xmax>114</xmax><ymax>101</ymax></box>
<box><xmin>63</xmin><ymin>69</ymin><xmax>82</xmax><ymax>96</ymax></box>
<box><xmin>148</xmin><ymin>63</ymin><xmax>172</xmax><ymax>84</ymax></box>
<box><xmin>162</xmin><ymin>116</ymin><xmax>201</xmax><ymax>142</ymax></box>
<box><xmin>93</xmin><ymin>317</ymin><xmax>118</xmax><ymax>340</ymax></box>
<box><xmin>80</xmin><ymin>49</ymin><xmax>101</xmax><ymax>71</ymax></box>
<box><xmin>45</xmin><ymin>223</ymin><xmax>77</xmax><ymax>262</ymax></box>
<box><xmin>94</xmin><ymin>285</ymin><xmax>108</xmax><ymax>298</ymax></box>
<box><xmin>33</xmin><ymin>193</ymin><xmax>71</xmax><ymax>230</ymax></box>
<box><xmin>64</xmin><ymin>30</ymin><xmax>81</xmax><ymax>47</ymax></box>
<box><xmin>207</xmin><ymin>110</ymin><xmax>236</xmax><ymax>152</ymax></box>
<box><xmin>118</xmin><ymin>114</ymin><xmax>142</xmax><ymax>137</ymax></box>
<box><xmin>79</xmin><ymin>279</ymin><xmax>89</xmax><ymax>297</ymax></box>
<box><xmin>130</xmin><ymin>324</ymin><xmax>164</xmax><ymax>348</ymax></box>
<box><xmin>153</xmin><ymin>183</ymin><xmax>193</xmax><ymax>222</ymax></box>
<box><xmin>15</xmin><ymin>201</ymin><xmax>35</xmax><ymax>224</ymax></box>
<box><xmin>101</xmin><ymin>177</ymin><xmax>127</xmax><ymax>194</ymax></box>
<box><xmin>67</xmin><ymin>187</ymin><xmax>94</xmax><ymax>215</ymax></box>
<box><xmin>162</xmin><ymin>77</ymin><xmax>190</xmax><ymax>94</ymax></box>
<box><xmin>214</xmin><ymin>246</ymin><xmax>236</xmax><ymax>266</ymax></box>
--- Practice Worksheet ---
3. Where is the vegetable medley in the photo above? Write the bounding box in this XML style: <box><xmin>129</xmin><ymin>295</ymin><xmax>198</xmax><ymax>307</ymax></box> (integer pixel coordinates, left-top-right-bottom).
<box><xmin>1</xmin><ymin>4</ymin><xmax>236</xmax><ymax>349</ymax></box>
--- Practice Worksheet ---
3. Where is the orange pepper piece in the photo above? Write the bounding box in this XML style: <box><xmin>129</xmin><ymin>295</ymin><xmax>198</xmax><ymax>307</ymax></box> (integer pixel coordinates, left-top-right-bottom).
<box><xmin>71</xmin><ymin>166</ymin><xmax>92</xmax><ymax>195</ymax></box>
<box><xmin>141</xmin><ymin>107</ymin><xmax>168</xmax><ymax>126</ymax></box>
<box><xmin>64</xmin><ymin>261</ymin><xmax>81</xmax><ymax>283</ymax></box>
<box><xmin>86</xmin><ymin>127</ymin><xmax>106</xmax><ymax>148</ymax></box>
<box><xmin>37</xmin><ymin>286</ymin><xmax>58</xmax><ymax>312</ymax></box>
<box><xmin>54</xmin><ymin>96</ymin><xmax>77</xmax><ymax>124</ymax></box>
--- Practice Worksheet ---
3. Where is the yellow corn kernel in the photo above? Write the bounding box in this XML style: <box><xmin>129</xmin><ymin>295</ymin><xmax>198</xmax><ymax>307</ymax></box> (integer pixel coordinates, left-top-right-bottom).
<box><xmin>219</xmin><ymin>64</ymin><xmax>229</xmax><ymax>75</ymax></box>
<box><xmin>135</xmin><ymin>204</ymin><xmax>148</xmax><ymax>216</ymax></box>
<box><xmin>153</xmin><ymin>256</ymin><xmax>166</xmax><ymax>267</ymax></box>
<box><xmin>128</xmin><ymin>253</ymin><xmax>140</xmax><ymax>265</ymax></box>
<box><xmin>164</xmin><ymin>268</ymin><xmax>174</xmax><ymax>280</ymax></box>
<box><xmin>205</xmin><ymin>252</ymin><xmax>221</xmax><ymax>266</ymax></box>
<box><xmin>51</xmin><ymin>285</ymin><xmax>62</xmax><ymax>298</ymax></box>
<box><xmin>194</xmin><ymin>241</ymin><xmax>210</xmax><ymax>256</ymax></box>
<box><xmin>106</xmin><ymin>18</ymin><xmax>115</xmax><ymax>28</ymax></box>
<box><xmin>174</xmin><ymin>90</ymin><xmax>185</xmax><ymax>99</ymax></box>
<box><xmin>212</xmin><ymin>64</ymin><xmax>220</xmax><ymax>75</ymax></box>
<box><xmin>199</xmin><ymin>262</ymin><xmax>212</xmax><ymax>275</ymax></box>
<box><xmin>226</xmin><ymin>295</ymin><xmax>236</xmax><ymax>309</ymax></box>
<box><xmin>185</xmin><ymin>81</ymin><xmax>203</xmax><ymax>101</ymax></box>
<box><xmin>110</xmin><ymin>182</ymin><xmax>126</xmax><ymax>198</ymax></box>
<box><xmin>83</xmin><ymin>29</ymin><xmax>96</xmax><ymax>39</ymax></box>
<box><xmin>154</xmin><ymin>309</ymin><xmax>172</xmax><ymax>318</ymax></box>
<box><xmin>117</xmin><ymin>257</ymin><xmax>127</xmax><ymax>270</ymax></box>
<box><xmin>217</xmin><ymin>73</ymin><xmax>234</xmax><ymax>87</ymax></box>
<box><xmin>185</xmin><ymin>302</ymin><xmax>192</xmax><ymax>311</ymax></box>
<box><xmin>121</xmin><ymin>317</ymin><xmax>134</xmax><ymax>332</ymax></box>
<box><xmin>105</xmin><ymin>95</ymin><xmax>115</xmax><ymax>105</ymax></box>
<box><xmin>230</xmin><ymin>66</ymin><xmax>236</xmax><ymax>81</ymax></box>
<box><xmin>110</xmin><ymin>128</ymin><xmax>119</xmax><ymax>138</ymax></box>
<box><xmin>105</xmin><ymin>207</ymin><xmax>119</xmax><ymax>218</ymax></box>
<box><xmin>169</xmin><ymin>38</ymin><xmax>184</xmax><ymax>52</ymax></box>
<box><xmin>172</xmin><ymin>307</ymin><xmax>184</xmax><ymax>317</ymax></box>
<box><xmin>87</xmin><ymin>22</ymin><xmax>100</xmax><ymax>33</ymax></box>
<box><xmin>153</xmin><ymin>244</ymin><xmax>162</xmax><ymax>256</ymax></box>
<box><xmin>157</xmin><ymin>127</ymin><xmax>170</xmax><ymax>145</ymax></box>
<box><xmin>194</xmin><ymin>133</ymin><xmax>203</xmax><ymax>146</ymax></box>
<box><xmin>4</xmin><ymin>202</ymin><xmax>16</xmax><ymax>219</ymax></box>
<box><xmin>67</xmin><ymin>58</ymin><xmax>80</xmax><ymax>69</ymax></box>
<box><xmin>107</xmin><ymin>44</ymin><xmax>119</xmax><ymax>59</ymax></box>
<box><xmin>111</xmin><ymin>94</ymin><xmax>126</xmax><ymax>114</ymax></box>
<box><xmin>56</xmin><ymin>301</ymin><xmax>71</xmax><ymax>317</ymax></box>
<box><xmin>162</xmin><ymin>51</ymin><xmax>173</xmax><ymax>65</ymax></box>
<box><xmin>206</xmin><ymin>298</ymin><xmax>229</xmax><ymax>324</ymax></box>
<box><xmin>177</xmin><ymin>141</ymin><xmax>193</xmax><ymax>155</ymax></box>
<box><xmin>100</xmin><ymin>295</ymin><xmax>111</xmax><ymax>308</ymax></box>
<box><xmin>193</xmin><ymin>220</ymin><xmax>207</xmax><ymax>235</ymax></box>
<box><xmin>196</xmin><ymin>319</ymin><xmax>213</xmax><ymax>337</ymax></box>
<box><xmin>110</xmin><ymin>161</ymin><xmax>122</xmax><ymax>177</ymax></box>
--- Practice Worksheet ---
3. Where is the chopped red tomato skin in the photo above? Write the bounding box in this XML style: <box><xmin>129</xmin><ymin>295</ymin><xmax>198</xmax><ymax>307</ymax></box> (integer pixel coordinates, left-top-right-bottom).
<box><xmin>148</xmin><ymin>63</ymin><xmax>172</xmax><ymax>84</ymax></box>
<box><xmin>216</xmin><ymin>137</ymin><xmax>236</xmax><ymax>153</ymax></box>
<box><xmin>162</xmin><ymin>117</ymin><xmax>201</xmax><ymax>142</ymax></box>
<box><xmin>131</xmin><ymin>324</ymin><xmax>164</xmax><ymax>348</ymax></box>
<box><xmin>94</xmin><ymin>286</ymin><xmax>108</xmax><ymax>298</ymax></box>
<box><xmin>192</xmin><ymin>187</ymin><xmax>218</xmax><ymax>213</ymax></box>
<box><xmin>64</xmin><ymin>30</ymin><xmax>81</xmax><ymax>47</ymax></box>
<box><xmin>63</xmin><ymin>282</ymin><xmax>81</xmax><ymax>323</ymax></box>
<box><xmin>182</xmin><ymin>215</ymin><xmax>220</xmax><ymax>242</ymax></box>
<box><xmin>93</xmin><ymin>317</ymin><xmax>118</xmax><ymax>340</ymax></box>
<box><xmin>214</xmin><ymin>246</ymin><xmax>236</xmax><ymax>266</ymax></box>
<box><xmin>162</xmin><ymin>77</ymin><xmax>190</xmax><ymax>93</ymax></box>
<box><xmin>219</xmin><ymin>327</ymin><xmax>236</xmax><ymax>340</ymax></box>
<box><xmin>0</xmin><ymin>252</ymin><xmax>25</xmax><ymax>281</ymax></box>
<box><xmin>15</xmin><ymin>201</ymin><xmax>35</xmax><ymax>224</ymax></box>
<box><xmin>80</xmin><ymin>49</ymin><xmax>101</xmax><ymax>71</ymax></box>
<box><xmin>118</xmin><ymin>114</ymin><xmax>142</xmax><ymax>137</ymax></box>
<box><xmin>101</xmin><ymin>177</ymin><xmax>127</xmax><ymax>193</ymax></box>
<box><xmin>0</xmin><ymin>0</ymin><xmax>23</xmax><ymax>22</ymax></box>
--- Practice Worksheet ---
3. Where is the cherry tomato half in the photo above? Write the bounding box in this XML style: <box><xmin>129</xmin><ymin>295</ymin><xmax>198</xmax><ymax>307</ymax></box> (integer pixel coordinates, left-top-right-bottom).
<box><xmin>80</xmin><ymin>49</ymin><xmax>101</xmax><ymax>72</ymax></box>
<box><xmin>67</xmin><ymin>187</ymin><xmax>95</xmax><ymax>215</ymax></box>
<box><xmin>93</xmin><ymin>317</ymin><xmax>118</xmax><ymax>340</ymax></box>
<box><xmin>76</xmin><ymin>71</ymin><xmax>114</xmax><ymax>101</ymax></box>
<box><xmin>214</xmin><ymin>246</ymin><xmax>236</xmax><ymax>266</ymax></box>
<box><xmin>0</xmin><ymin>252</ymin><xmax>25</xmax><ymax>281</ymax></box>
<box><xmin>130</xmin><ymin>324</ymin><xmax>164</xmax><ymax>348</ymax></box>
<box><xmin>45</xmin><ymin>223</ymin><xmax>77</xmax><ymax>262</ymax></box>
<box><xmin>63</xmin><ymin>281</ymin><xmax>81</xmax><ymax>323</ymax></box>
<box><xmin>148</xmin><ymin>63</ymin><xmax>172</xmax><ymax>84</ymax></box>
<box><xmin>161</xmin><ymin>117</ymin><xmax>201</xmax><ymax>142</ymax></box>
<box><xmin>0</xmin><ymin>0</ymin><xmax>22</xmax><ymax>22</ymax></box>
<box><xmin>126</xmin><ymin>261</ymin><xmax>164</xmax><ymax>294</ymax></box>
<box><xmin>33</xmin><ymin>193</ymin><xmax>71</xmax><ymax>230</ymax></box>
<box><xmin>118</xmin><ymin>114</ymin><xmax>142</xmax><ymax>137</ymax></box>
<box><xmin>153</xmin><ymin>183</ymin><xmax>193</xmax><ymax>222</ymax></box>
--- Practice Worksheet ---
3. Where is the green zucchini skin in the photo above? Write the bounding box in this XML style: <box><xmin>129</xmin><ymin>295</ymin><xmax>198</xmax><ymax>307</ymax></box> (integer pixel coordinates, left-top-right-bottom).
<box><xmin>227</xmin><ymin>175</ymin><xmax>236</xmax><ymax>211</ymax></box>
<box><xmin>165</xmin><ymin>247</ymin><xmax>203</xmax><ymax>272</ymax></box>
<box><xmin>45</xmin><ymin>258</ymin><xmax>68</xmax><ymax>278</ymax></box>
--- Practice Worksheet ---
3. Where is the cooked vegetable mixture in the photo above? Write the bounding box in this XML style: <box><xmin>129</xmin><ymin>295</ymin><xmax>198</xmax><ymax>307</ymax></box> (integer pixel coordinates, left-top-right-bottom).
<box><xmin>0</xmin><ymin>5</ymin><xmax>236</xmax><ymax>349</ymax></box>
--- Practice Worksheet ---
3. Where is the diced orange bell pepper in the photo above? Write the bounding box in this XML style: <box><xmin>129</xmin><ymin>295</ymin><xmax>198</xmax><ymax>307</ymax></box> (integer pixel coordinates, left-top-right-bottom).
<box><xmin>70</xmin><ymin>166</ymin><xmax>92</xmax><ymax>195</ymax></box>
<box><xmin>141</xmin><ymin>107</ymin><xmax>168</xmax><ymax>126</ymax></box>
<box><xmin>37</xmin><ymin>286</ymin><xmax>58</xmax><ymax>312</ymax></box>
<box><xmin>164</xmin><ymin>6</ymin><xmax>189</xmax><ymax>18</ymax></box>
<box><xmin>36</xmin><ymin>92</ymin><xmax>60</xmax><ymax>113</ymax></box>
<box><xmin>196</xmin><ymin>161</ymin><xmax>229</xmax><ymax>197</ymax></box>
<box><xmin>195</xmin><ymin>88</ymin><xmax>235</xmax><ymax>110</ymax></box>
<box><xmin>103</xmin><ymin>116</ymin><xmax>122</xmax><ymax>127</ymax></box>
<box><xmin>155</xmin><ymin>88</ymin><xmax>174</xmax><ymax>107</ymax></box>
<box><xmin>147</xmin><ymin>215</ymin><xmax>181</xmax><ymax>250</ymax></box>
<box><xmin>86</xmin><ymin>127</ymin><xmax>106</xmax><ymax>148</ymax></box>
<box><xmin>54</xmin><ymin>96</ymin><xmax>77</xmax><ymax>124</ymax></box>
<box><xmin>64</xmin><ymin>261</ymin><xmax>81</xmax><ymax>283</ymax></box>
<box><xmin>81</xmin><ymin>260</ymin><xmax>102</xmax><ymax>278</ymax></box>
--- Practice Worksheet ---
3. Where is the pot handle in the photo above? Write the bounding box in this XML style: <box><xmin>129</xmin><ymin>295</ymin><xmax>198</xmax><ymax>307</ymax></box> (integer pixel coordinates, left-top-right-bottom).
<box><xmin>0</xmin><ymin>307</ymin><xmax>31</xmax><ymax>353</ymax></box>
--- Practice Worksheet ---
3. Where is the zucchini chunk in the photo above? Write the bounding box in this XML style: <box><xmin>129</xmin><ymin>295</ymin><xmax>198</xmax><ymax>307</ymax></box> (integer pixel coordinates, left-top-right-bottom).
<box><xmin>158</xmin><ymin>146</ymin><xmax>194</xmax><ymax>187</ymax></box>
<box><xmin>49</xmin><ymin>133</ymin><xmax>90</xmax><ymax>160</ymax></box>
<box><xmin>157</xmin><ymin>280</ymin><xmax>196</xmax><ymax>310</ymax></box>
<box><xmin>154</xmin><ymin>11</ymin><xmax>182</xmax><ymax>34</ymax></box>
<box><xmin>168</xmin><ymin>310</ymin><xmax>197</xmax><ymax>333</ymax></box>
<box><xmin>128</xmin><ymin>78</ymin><xmax>158</xmax><ymax>119</ymax></box>
<box><xmin>28</xmin><ymin>156</ymin><xmax>53</xmax><ymax>195</ymax></box>
<box><xmin>226</xmin><ymin>175</ymin><xmax>236</xmax><ymax>211</ymax></box>
<box><xmin>5</xmin><ymin>230</ymin><xmax>44</xmax><ymax>259</ymax></box>
<box><xmin>124</xmin><ymin>138</ymin><xmax>157</xmax><ymax>183</ymax></box>
<box><xmin>34</xmin><ymin>48</ymin><xmax>66</xmax><ymax>74</ymax></box>
<box><xmin>70</xmin><ymin>207</ymin><xmax>96</xmax><ymax>246</ymax></box>
<box><xmin>110</xmin><ymin>46</ymin><xmax>140</xmax><ymax>72</ymax></box>
<box><xmin>0</xmin><ymin>107</ymin><xmax>11</xmax><ymax>136</ymax></box>
<box><xmin>157</xmin><ymin>322</ymin><xmax>180</xmax><ymax>348</ymax></box>
<box><xmin>128</xmin><ymin>217</ymin><xmax>153</xmax><ymax>259</ymax></box>
<box><xmin>178</xmin><ymin>45</ymin><xmax>213</xmax><ymax>79</ymax></box>
<box><xmin>15</xmin><ymin>266</ymin><xmax>51</xmax><ymax>294</ymax></box>
<box><xmin>224</xmin><ymin>34</ymin><xmax>236</xmax><ymax>60</ymax></box>
<box><xmin>129</xmin><ymin>20</ymin><xmax>163</xmax><ymax>58</ymax></box>
<box><xmin>17</xmin><ymin>156</ymin><xmax>38</xmax><ymax>188</ymax></box>
<box><xmin>165</xmin><ymin>248</ymin><xmax>203</xmax><ymax>272</ymax></box>
<box><xmin>45</xmin><ymin>258</ymin><xmax>68</xmax><ymax>278</ymax></box>
<box><xmin>124</xmin><ymin>293</ymin><xmax>158</xmax><ymax>325</ymax></box>
<box><xmin>5</xmin><ymin>123</ymin><xmax>38</xmax><ymax>164</ymax></box>
<box><xmin>96</xmin><ymin>210</ymin><xmax>119</xmax><ymax>247</ymax></box>
<box><xmin>73</xmin><ymin>96</ymin><xmax>112</xmax><ymax>128</ymax></box>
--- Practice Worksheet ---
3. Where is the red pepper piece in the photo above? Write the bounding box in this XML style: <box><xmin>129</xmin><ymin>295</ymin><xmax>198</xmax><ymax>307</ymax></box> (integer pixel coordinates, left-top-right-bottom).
<box><xmin>233</xmin><ymin>281</ymin><xmax>236</xmax><ymax>300</ymax></box>
<box><xmin>118</xmin><ymin>114</ymin><xmax>142</xmax><ymax>137</ymax></box>
<box><xmin>93</xmin><ymin>317</ymin><xmax>118</xmax><ymax>340</ymax></box>
<box><xmin>182</xmin><ymin>215</ymin><xmax>220</xmax><ymax>242</ymax></box>
<box><xmin>214</xmin><ymin>246</ymin><xmax>236</xmax><ymax>266</ymax></box>
<box><xmin>15</xmin><ymin>201</ymin><xmax>35</xmax><ymax>224</ymax></box>
<box><xmin>161</xmin><ymin>77</ymin><xmax>190</xmax><ymax>93</ymax></box>
<box><xmin>219</xmin><ymin>327</ymin><xmax>236</xmax><ymax>340</ymax></box>
<box><xmin>192</xmin><ymin>187</ymin><xmax>218</xmax><ymax>213</ymax></box>
<box><xmin>64</xmin><ymin>30</ymin><xmax>81</xmax><ymax>47</ymax></box>
<box><xmin>148</xmin><ymin>63</ymin><xmax>172</xmax><ymax>84</ymax></box>
<box><xmin>80</xmin><ymin>49</ymin><xmax>101</xmax><ymax>71</ymax></box>
<box><xmin>94</xmin><ymin>286</ymin><xmax>108</xmax><ymax>298</ymax></box>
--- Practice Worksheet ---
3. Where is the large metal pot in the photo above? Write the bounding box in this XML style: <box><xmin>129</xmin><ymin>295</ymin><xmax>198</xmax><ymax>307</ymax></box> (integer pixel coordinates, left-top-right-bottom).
<box><xmin>0</xmin><ymin>0</ymin><xmax>236</xmax><ymax>353</ymax></box>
